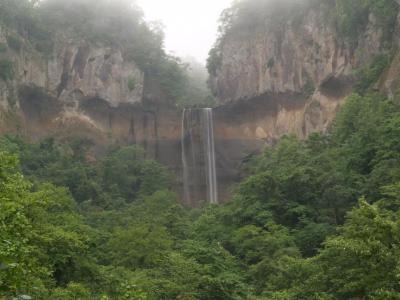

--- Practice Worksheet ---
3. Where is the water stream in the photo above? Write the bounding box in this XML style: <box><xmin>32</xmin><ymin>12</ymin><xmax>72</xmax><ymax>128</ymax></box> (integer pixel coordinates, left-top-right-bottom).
<box><xmin>182</xmin><ymin>108</ymin><xmax>218</xmax><ymax>205</ymax></box>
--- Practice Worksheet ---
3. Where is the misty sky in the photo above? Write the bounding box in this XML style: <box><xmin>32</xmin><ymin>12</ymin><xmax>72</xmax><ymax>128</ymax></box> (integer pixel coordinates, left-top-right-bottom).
<box><xmin>137</xmin><ymin>0</ymin><xmax>233</xmax><ymax>64</ymax></box>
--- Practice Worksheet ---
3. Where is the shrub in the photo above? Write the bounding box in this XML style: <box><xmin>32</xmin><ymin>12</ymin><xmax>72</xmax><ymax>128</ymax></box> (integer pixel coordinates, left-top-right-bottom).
<box><xmin>336</xmin><ymin>0</ymin><xmax>399</xmax><ymax>46</ymax></box>
<box><xmin>354</xmin><ymin>54</ymin><xmax>391</xmax><ymax>94</ymax></box>
<box><xmin>267</xmin><ymin>58</ymin><xmax>275</xmax><ymax>69</ymax></box>
<box><xmin>303</xmin><ymin>76</ymin><xmax>315</xmax><ymax>97</ymax></box>
<box><xmin>127</xmin><ymin>77</ymin><xmax>136</xmax><ymax>91</ymax></box>
<box><xmin>207</xmin><ymin>46</ymin><xmax>222</xmax><ymax>76</ymax></box>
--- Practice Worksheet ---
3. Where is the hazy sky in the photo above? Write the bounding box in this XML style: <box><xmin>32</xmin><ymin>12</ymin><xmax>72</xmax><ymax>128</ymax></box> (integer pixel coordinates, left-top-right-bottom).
<box><xmin>137</xmin><ymin>0</ymin><xmax>233</xmax><ymax>64</ymax></box>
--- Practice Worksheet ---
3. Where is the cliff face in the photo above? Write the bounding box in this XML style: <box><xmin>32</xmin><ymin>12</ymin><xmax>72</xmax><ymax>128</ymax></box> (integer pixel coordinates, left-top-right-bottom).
<box><xmin>211</xmin><ymin>1</ymin><xmax>392</xmax><ymax>99</ymax></box>
<box><xmin>211</xmin><ymin>11</ymin><xmax>381</xmax><ymax>104</ymax></box>
<box><xmin>210</xmin><ymin>3</ymin><xmax>397</xmax><ymax>138</ymax></box>
<box><xmin>0</xmin><ymin>27</ymin><xmax>182</xmax><ymax>176</ymax></box>
<box><xmin>0</xmin><ymin>31</ymin><xmax>144</xmax><ymax>106</ymax></box>
<box><xmin>208</xmin><ymin>2</ymin><xmax>400</xmax><ymax>200</ymax></box>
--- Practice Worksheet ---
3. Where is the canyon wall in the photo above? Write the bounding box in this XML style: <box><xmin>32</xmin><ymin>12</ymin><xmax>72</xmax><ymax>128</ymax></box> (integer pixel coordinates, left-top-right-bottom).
<box><xmin>209</xmin><ymin>2</ymin><xmax>400</xmax><ymax>198</ymax></box>
<box><xmin>0</xmin><ymin>28</ymin><xmax>183</xmax><ymax>178</ymax></box>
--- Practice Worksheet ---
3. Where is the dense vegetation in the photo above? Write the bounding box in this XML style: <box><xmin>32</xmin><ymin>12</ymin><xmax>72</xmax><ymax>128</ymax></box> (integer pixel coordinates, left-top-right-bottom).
<box><xmin>210</xmin><ymin>90</ymin><xmax>400</xmax><ymax>298</ymax></box>
<box><xmin>178</xmin><ymin>57</ymin><xmax>216</xmax><ymax>108</ymax></box>
<box><xmin>336</xmin><ymin>0</ymin><xmax>399</xmax><ymax>45</ymax></box>
<box><xmin>0</xmin><ymin>139</ymin><xmax>241</xmax><ymax>299</ymax></box>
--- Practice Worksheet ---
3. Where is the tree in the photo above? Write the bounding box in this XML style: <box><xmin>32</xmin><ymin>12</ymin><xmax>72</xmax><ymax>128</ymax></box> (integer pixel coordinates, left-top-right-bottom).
<box><xmin>0</xmin><ymin>151</ymin><xmax>91</xmax><ymax>299</ymax></box>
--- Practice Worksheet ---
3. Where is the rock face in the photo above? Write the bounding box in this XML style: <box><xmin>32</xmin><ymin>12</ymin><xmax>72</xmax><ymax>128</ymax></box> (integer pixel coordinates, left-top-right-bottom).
<box><xmin>0</xmin><ymin>31</ymin><xmax>144</xmax><ymax>106</ymax></box>
<box><xmin>209</xmin><ymin>2</ymin><xmax>391</xmax><ymax>139</ymax></box>
<box><xmin>0</xmin><ymin>28</ymin><xmax>182</xmax><ymax>179</ymax></box>
<box><xmin>49</xmin><ymin>40</ymin><xmax>145</xmax><ymax>107</ymax></box>
<box><xmin>208</xmin><ymin>2</ymin><xmax>400</xmax><ymax>200</ymax></box>
<box><xmin>210</xmin><ymin>3</ymin><xmax>384</xmax><ymax>105</ymax></box>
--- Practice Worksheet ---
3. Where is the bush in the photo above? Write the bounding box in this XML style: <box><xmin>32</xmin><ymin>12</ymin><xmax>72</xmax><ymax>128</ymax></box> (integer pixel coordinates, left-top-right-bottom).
<box><xmin>207</xmin><ymin>46</ymin><xmax>222</xmax><ymax>76</ymax></box>
<box><xmin>354</xmin><ymin>54</ymin><xmax>391</xmax><ymax>94</ymax></box>
<box><xmin>127</xmin><ymin>77</ymin><xmax>136</xmax><ymax>91</ymax></box>
<box><xmin>267</xmin><ymin>57</ymin><xmax>275</xmax><ymax>69</ymax></box>
<box><xmin>336</xmin><ymin>0</ymin><xmax>399</xmax><ymax>45</ymax></box>
<box><xmin>303</xmin><ymin>76</ymin><xmax>315</xmax><ymax>97</ymax></box>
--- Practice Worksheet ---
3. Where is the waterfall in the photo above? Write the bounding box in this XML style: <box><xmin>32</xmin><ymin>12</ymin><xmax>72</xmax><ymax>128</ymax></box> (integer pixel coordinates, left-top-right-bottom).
<box><xmin>182</xmin><ymin>108</ymin><xmax>218</xmax><ymax>205</ymax></box>
<box><xmin>203</xmin><ymin>108</ymin><xmax>218</xmax><ymax>204</ymax></box>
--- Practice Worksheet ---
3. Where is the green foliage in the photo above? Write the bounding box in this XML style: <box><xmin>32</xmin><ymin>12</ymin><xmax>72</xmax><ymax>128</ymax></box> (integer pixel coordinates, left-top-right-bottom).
<box><xmin>354</xmin><ymin>54</ymin><xmax>391</xmax><ymax>94</ymax></box>
<box><xmin>303</xmin><ymin>76</ymin><xmax>315</xmax><ymax>97</ymax></box>
<box><xmin>178</xmin><ymin>57</ymin><xmax>216</xmax><ymax>108</ymax></box>
<box><xmin>49</xmin><ymin>283</ymin><xmax>92</xmax><ymax>300</ymax></box>
<box><xmin>0</xmin><ymin>151</ymin><xmax>91</xmax><ymax>298</ymax></box>
<box><xmin>335</xmin><ymin>0</ymin><xmax>370</xmax><ymax>43</ymax></box>
<box><xmin>266</xmin><ymin>57</ymin><xmax>275</xmax><ymax>69</ymax></box>
<box><xmin>336</xmin><ymin>0</ymin><xmax>399</xmax><ymax>45</ymax></box>
<box><xmin>0</xmin><ymin>0</ymin><xmax>37</xmax><ymax>34</ymax></box>
<box><xmin>0</xmin><ymin>137</ymin><xmax>173</xmax><ymax>206</ymax></box>
<box><xmin>107</xmin><ymin>225</ymin><xmax>173</xmax><ymax>268</ymax></box>
<box><xmin>0</xmin><ymin>137</ymin><xmax>248</xmax><ymax>299</ymax></box>
<box><xmin>267</xmin><ymin>194</ymin><xmax>400</xmax><ymax>299</ymax></box>
<box><xmin>316</xmin><ymin>197</ymin><xmax>400</xmax><ymax>299</ymax></box>
<box><xmin>101</xmin><ymin>146</ymin><xmax>172</xmax><ymax>201</ymax></box>
<box><xmin>127</xmin><ymin>77</ymin><xmax>136</xmax><ymax>91</ymax></box>
<box><xmin>0</xmin><ymin>0</ymin><xmax>53</xmax><ymax>55</ymax></box>
<box><xmin>218</xmin><ymin>0</ymin><xmax>305</xmax><ymax>37</ymax></box>
<box><xmin>154</xmin><ymin>56</ymin><xmax>189</xmax><ymax>104</ymax></box>
<box><xmin>207</xmin><ymin>46</ymin><xmax>222</xmax><ymax>76</ymax></box>
<box><xmin>0</xmin><ymin>59</ymin><xmax>13</xmax><ymax>81</ymax></box>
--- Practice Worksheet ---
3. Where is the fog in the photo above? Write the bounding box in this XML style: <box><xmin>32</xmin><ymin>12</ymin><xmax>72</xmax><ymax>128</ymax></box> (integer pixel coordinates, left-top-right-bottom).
<box><xmin>137</xmin><ymin>0</ymin><xmax>233</xmax><ymax>64</ymax></box>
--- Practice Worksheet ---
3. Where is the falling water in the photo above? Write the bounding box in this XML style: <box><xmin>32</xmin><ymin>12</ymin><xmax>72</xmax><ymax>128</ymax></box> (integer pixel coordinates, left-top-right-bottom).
<box><xmin>182</xmin><ymin>108</ymin><xmax>218</xmax><ymax>205</ymax></box>
<box><xmin>203</xmin><ymin>108</ymin><xmax>218</xmax><ymax>204</ymax></box>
